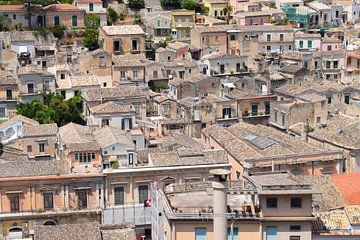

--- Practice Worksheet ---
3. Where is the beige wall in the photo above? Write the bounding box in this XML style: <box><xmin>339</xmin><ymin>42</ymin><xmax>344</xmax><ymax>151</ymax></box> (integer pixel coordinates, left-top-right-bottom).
<box><xmin>99</xmin><ymin>30</ymin><xmax>145</xmax><ymax>55</ymax></box>
<box><xmin>22</xmin><ymin>135</ymin><xmax>57</xmax><ymax>159</ymax></box>
<box><xmin>261</xmin><ymin>195</ymin><xmax>312</xmax><ymax>217</ymax></box>
<box><xmin>262</xmin><ymin>221</ymin><xmax>312</xmax><ymax>240</ymax></box>
<box><xmin>173</xmin><ymin>222</ymin><xmax>261</xmax><ymax>240</ymax></box>
<box><xmin>191</xmin><ymin>30</ymin><xmax>227</xmax><ymax>54</ymax></box>
<box><xmin>46</xmin><ymin>10</ymin><xmax>85</xmax><ymax>27</ymax></box>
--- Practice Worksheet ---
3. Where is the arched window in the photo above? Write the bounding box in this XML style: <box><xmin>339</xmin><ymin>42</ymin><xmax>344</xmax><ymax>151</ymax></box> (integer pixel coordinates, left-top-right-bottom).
<box><xmin>8</xmin><ymin>227</ymin><xmax>23</xmax><ymax>239</ymax></box>
<box><xmin>43</xmin><ymin>220</ymin><xmax>57</xmax><ymax>226</ymax></box>
<box><xmin>54</xmin><ymin>16</ymin><xmax>60</xmax><ymax>26</ymax></box>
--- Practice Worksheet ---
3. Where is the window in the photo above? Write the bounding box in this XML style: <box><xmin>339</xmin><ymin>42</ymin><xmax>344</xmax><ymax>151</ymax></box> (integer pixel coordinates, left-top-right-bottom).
<box><xmin>39</xmin><ymin>143</ymin><xmax>45</xmax><ymax>153</ymax></box>
<box><xmin>308</xmin><ymin>40</ymin><xmax>312</xmax><ymax>48</ymax></box>
<box><xmin>114</xmin><ymin>187</ymin><xmax>124</xmax><ymax>205</ymax></box>
<box><xmin>230</xmin><ymin>34</ymin><xmax>236</xmax><ymax>41</ymax></box>
<box><xmin>77</xmin><ymin>191</ymin><xmax>87</xmax><ymax>209</ymax></box>
<box><xmin>89</xmin><ymin>3</ymin><xmax>93</xmax><ymax>11</ymax></box>
<box><xmin>13</xmin><ymin>14</ymin><xmax>16</xmax><ymax>20</ymax></box>
<box><xmin>266</xmin><ymin>226</ymin><xmax>277</xmax><ymax>240</ymax></box>
<box><xmin>103</xmin><ymin>82</ymin><xmax>107</xmax><ymax>87</ymax></box>
<box><xmin>265</xmin><ymin>102</ymin><xmax>270</xmax><ymax>115</ymax></box>
<box><xmin>251</xmin><ymin>104</ymin><xmax>258</xmax><ymax>116</ymax></box>
<box><xmin>156</xmin><ymin>19</ymin><xmax>160</xmax><ymax>27</ymax></box>
<box><xmin>114</xmin><ymin>41</ymin><xmax>120</xmax><ymax>52</ymax></box>
<box><xmin>43</xmin><ymin>192</ymin><xmax>54</xmax><ymax>209</ymax></box>
<box><xmin>327</xmin><ymin>45</ymin><xmax>332</xmax><ymax>51</ymax></box>
<box><xmin>153</xmin><ymin>70</ymin><xmax>158</xmax><ymax>78</ymax></box>
<box><xmin>290</xmin><ymin>237</ymin><xmax>300</xmax><ymax>240</ymax></box>
<box><xmin>128</xmin><ymin>153</ymin><xmax>134</xmax><ymax>165</ymax></box>
<box><xmin>220</xmin><ymin>64</ymin><xmax>225</xmax><ymax>74</ymax></box>
<box><xmin>54</xmin><ymin>16</ymin><xmax>60</xmax><ymax>25</ymax></box>
<box><xmin>133</xmin><ymin>69</ymin><xmax>138</xmax><ymax>79</ymax></box>
<box><xmin>281</xmin><ymin>112</ymin><xmax>286</xmax><ymax>126</ymax></box>
<box><xmin>274</xmin><ymin>110</ymin><xmax>278</xmax><ymax>123</ymax></box>
<box><xmin>10</xmin><ymin>195</ymin><xmax>20</xmax><ymax>212</ymax></box>
<box><xmin>291</xmin><ymin>197</ymin><xmax>302</xmax><ymax>208</ymax></box>
<box><xmin>99</xmin><ymin>56</ymin><xmax>105</xmax><ymax>67</ymax></box>
<box><xmin>345</xmin><ymin>95</ymin><xmax>350</xmax><ymax>104</ymax></box>
<box><xmin>138</xmin><ymin>185</ymin><xmax>148</xmax><ymax>203</ymax></box>
<box><xmin>280</xmin><ymin>34</ymin><xmax>284</xmax><ymax>41</ymax></box>
<box><xmin>61</xmin><ymin>73</ymin><xmax>65</xmax><ymax>79</ymax></box>
<box><xmin>195</xmin><ymin>227</ymin><xmax>207</xmax><ymax>240</ymax></box>
<box><xmin>6</xmin><ymin>89</ymin><xmax>12</xmax><ymax>100</ymax></box>
<box><xmin>317</xmin><ymin>117</ymin><xmax>321</xmax><ymax>124</ymax></box>
<box><xmin>267</xmin><ymin>34</ymin><xmax>271</xmax><ymax>41</ymax></box>
<box><xmin>179</xmin><ymin>71</ymin><xmax>185</xmax><ymax>79</ymax></box>
<box><xmin>132</xmin><ymin>39</ymin><xmax>138</xmax><ymax>51</ymax></box>
<box><xmin>236</xmin><ymin>63</ymin><xmax>241</xmax><ymax>72</ymax></box>
<box><xmin>77</xmin><ymin>152</ymin><xmax>93</xmax><ymax>163</ymax></box>
<box><xmin>72</xmin><ymin>15</ymin><xmax>77</xmax><ymax>27</ymax></box>
<box><xmin>222</xmin><ymin>108</ymin><xmax>231</xmax><ymax>118</ymax></box>
<box><xmin>102</xmin><ymin>119</ymin><xmax>109</xmax><ymax>127</ymax></box>
<box><xmin>327</xmin><ymin>96</ymin><xmax>332</xmax><ymax>104</ymax></box>
<box><xmin>134</xmin><ymin>105</ymin><xmax>141</xmax><ymax>116</ymax></box>
<box><xmin>266</xmin><ymin>198</ymin><xmax>277</xmax><ymax>208</ymax></box>
<box><xmin>334</xmin><ymin>60</ymin><xmax>338</xmax><ymax>69</ymax></box>
<box><xmin>227</xmin><ymin>227</ymin><xmax>238</xmax><ymax>240</ymax></box>
<box><xmin>120</xmin><ymin>71</ymin><xmax>125</xmax><ymax>79</ymax></box>
<box><xmin>315</xmin><ymin>61</ymin><xmax>319</xmax><ymax>69</ymax></box>
<box><xmin>27</xmin><ymin>83</ymin><xmax>34</xmax><ymax>93</ymax></box>
<box><xmin>27</xmin><ymin>145</ymin><xmax>32</xmax><ymax>152</ymax></box>
<box><xmin>299</xmin><ymin>40</ymin><xmax>303</xmax><ymax>48</ymax></box>
<box><xmin>290</xmin><ymin>225</ymin><xmax>301</xmax><ymax>231</ymax></box>
<box><xmin>267</xmin><ymin>45</ymin><xmax>271</xmax><ymax>51</ymax></box>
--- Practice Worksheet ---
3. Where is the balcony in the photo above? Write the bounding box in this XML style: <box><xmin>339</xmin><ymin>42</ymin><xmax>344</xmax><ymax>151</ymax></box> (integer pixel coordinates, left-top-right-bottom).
<box><xmin>103</xmin><ymin>204</ymin><xmax>151</xmax><ymax>225</ymax></box>
<box><xmin>242</xmin><ymin>111</ymin><xmax>270</xmax><ymax>118</ymax></box>
<box><xmin>174</xmin><ymin>22</ymin><xmax>193</xmax><ymax>28</ymax></box>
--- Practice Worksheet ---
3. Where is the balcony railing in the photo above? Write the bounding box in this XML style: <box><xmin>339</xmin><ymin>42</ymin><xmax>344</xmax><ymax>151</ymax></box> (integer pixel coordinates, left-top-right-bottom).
<box><xmin>103</xmin><ymin>204</ymin><xmax>151</xmax><ymax>225</ymax></box>
<box><xmin>167</xmin><ymin>211</ymin><xmax>261</xmax><ymax>220</ymax></box>
<box><xmin>0</xmin><ymin>208</ymin><xmax>101</xmax><ymax>219</ymax></box>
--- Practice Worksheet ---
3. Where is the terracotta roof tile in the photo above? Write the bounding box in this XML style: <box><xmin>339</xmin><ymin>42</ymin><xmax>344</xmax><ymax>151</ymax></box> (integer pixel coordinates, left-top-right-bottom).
<box><xmin>331</xmin><ymin>173</ymin><xmax>360</xmax><ymax>206</ymax></box>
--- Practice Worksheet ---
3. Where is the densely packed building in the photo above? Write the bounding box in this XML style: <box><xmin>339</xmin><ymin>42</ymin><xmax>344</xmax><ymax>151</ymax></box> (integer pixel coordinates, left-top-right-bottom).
<box><xmin>0</xmin><ymin>0</ymin><xmax>359</xmax><ymax>239</ymax></box>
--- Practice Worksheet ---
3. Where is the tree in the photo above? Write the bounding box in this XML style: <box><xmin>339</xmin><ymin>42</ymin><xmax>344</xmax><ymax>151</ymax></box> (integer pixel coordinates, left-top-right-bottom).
<box><xmin>85</xmin><ymin>13</ymin><xmax>100</xmax><ymax>29</ymax></box>
<box><xmin>83</xmin><ymin>28</ymin><xmax>99</xmax><ymax>50</ymax></box>
<box><xmin>16</xmin><ymin>93</ymin><xmax>84</xmax><ymax>126</ymax></box>
<box><xmin>0</xmin><ymin>13</ymin><xmax>11</xmax><ymax>31</ymax></box>
<box><xmin>128</xmin><ymin>0</ymin><xmax>145</xmax><ymax>10</ymax></box>
<box><xmin>49</xmin><ymin>25</ymin><xmax>65</xmax><ymax>38</ymax></box>
<box><xmin>107</xmin><ymin>7</ymin><xmax>118</xmax><ymax>24</ymax></box>
<box><xmin>160</xmin><ymin>0</ymin><xmax>181</xmax><ymax>10</ymax></box>
<box><xmin>180</xmin><ymin>0</ymin><xmax>195</xmax><ymax>10</ymax></box>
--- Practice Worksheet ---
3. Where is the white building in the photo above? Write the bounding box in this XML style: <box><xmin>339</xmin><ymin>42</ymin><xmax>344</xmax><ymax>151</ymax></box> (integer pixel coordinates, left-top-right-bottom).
<box><xmin>200</xmin><ymin>52</ymin><xmax>248</xmax><ymax>76</ymax></box>
<box><xmin>74</xmin><ymin>0</ymin><xmax>106</xmax><ymax>26</ymax></box>
<box><xmin>294</xmin><ymin>32</ymin><xmax>321</xmax><ymax>51</ymax></box>
<box><xmin>86</xmin><ymin>101</ymin><xmax>136</xmax><ymax>130</ymax></box>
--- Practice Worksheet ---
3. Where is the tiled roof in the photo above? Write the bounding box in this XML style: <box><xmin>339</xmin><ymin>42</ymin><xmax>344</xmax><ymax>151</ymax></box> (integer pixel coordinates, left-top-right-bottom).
<box><xmin>0</xmin><ymin>159</ymin><xmax>67</xmax><ymax>178</ymax></box>
<box><xmin>23</xmin><ymin>123</ymin><xmax>58</xmax><ymax>137</ymax></box>
<box><xmin>69</xmin><ymin>75</ymin><xmax>99</xmax><ymax>88</ymax></box>
<box><xmin>167</xmin><ymin>41</ymin><xmax>189</xmax><ymax>50</ymax></box>
<box><xmin>59</xmin><ymin>123</ymin><xmax>100</xmax><ymax>152</ymax></box>
<box><xmin>149</xmin><ymin>148</ymin><xmax>228</xmax><ymax>167</ymax></box>
<box><xmin>43</xmin><ymin>4</ymin><xmax>83</xmax><ymax>11</ymax></box>
<box><xmin>82</xmin><ymin>86</ymin><xmax>147</xmax><ymax>102</ymax></box>
<box><xmin>101</xmin><ymin>25</ymin><xmax>144</xmax><ymax>35</ymax></box>
<box><xmin>112</xmin><ymin>54</ymin><xmax>151</xmax><ymax>66</ymax></box>
<box><xmin>345</xmin><ymin>206</ymin><xmax>360</xmax><ymax>225</ymax></box>
<box><xmin>34</xmin><ymin>222</ymin><xmax>101</xmax><ymax>240</ymax></box>
<box><xmin>0</xmin><ymin>4</ymin><xmax>26</xmax><ymax>11</ymax></box>
<box><xmin>90</xmin><ymin>101</ymin><xmax>134</xmax><ymax>114</ymax></box>
<box><xmin>314</xmin><ymin>210</ymin><xmax>351</xmax><ymax>231</ymax></box>
<box><xmin>77</xmin><ymin>0</ymin><xmax>102</xmax><ymax>3</ymax></box>
<box><xmin>159</xmin><ymin>133</ymin><xmax>204</xmax><ymax>150</ymax></box>
<box><xmin>10</xmin><ymin>31</ymin><xmax>36</xmax><ymax>42</ymax></box>
<box><xmin>299</xmin><ymin>175</ymin><xmax>345</xmax><ymax>211</ymax></box>
<box><xmin>0</xmin><ymin>115</ymin><xmax>39</xmax><ymax>130</ymax></box>
<box><xmin>94</xmin><ymin>126</ymin><xmax>135</xmax><ymax>148</ymax></box>
<box><xmin>101</xmin><ymin>228</ymin><xmax>136</xmax><ymax>240</ymax></box>
<box><xmin>331</xmin><ymin>173</ymin><xmax>360</xmax><ymax>206</ymax></box>
<box><xmin>313</xmin><ymin>49</ymin><xmax>346</xmax><ymax>58</ymax></box>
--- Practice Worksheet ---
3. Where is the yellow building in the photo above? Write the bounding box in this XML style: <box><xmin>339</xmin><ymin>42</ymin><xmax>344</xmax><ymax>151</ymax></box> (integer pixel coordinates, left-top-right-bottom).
<box><xmin>203</xmin><ymin>0</ymin><xmax>228</xmax><ymax>19</ymax></box>
<box><xmin>171</xmin><ymin>10</ymin><xmax>195</xmax><ymax>40</ymax></box>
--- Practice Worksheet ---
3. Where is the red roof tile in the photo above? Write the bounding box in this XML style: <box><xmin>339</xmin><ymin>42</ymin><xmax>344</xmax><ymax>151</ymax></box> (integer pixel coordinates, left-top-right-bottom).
<box><xmin>77</xmin><ymin>0</ymin><xmax>102</xmax><ymax>3</ymax></box>
<box><xmin>0</xmin><ymin>4</ymin><xmax>26</xmax><ymax>11</ymax></box>
<box><xmin>44</xmin><ymin>4</ymin><xmax>82</xmax><ymax>11</ymax></box>
<box><xmin>331</xmin><ymin>173</ymin><xmax>360</xmax><ymax>206</ymax></box>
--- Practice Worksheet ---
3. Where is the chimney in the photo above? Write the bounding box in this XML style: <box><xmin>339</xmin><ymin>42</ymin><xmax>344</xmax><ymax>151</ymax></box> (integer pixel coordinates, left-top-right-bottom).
<box><xmin>210</xmin><ymin>169</ymin><xmax>231</xmax><ymax>240</ymax></box>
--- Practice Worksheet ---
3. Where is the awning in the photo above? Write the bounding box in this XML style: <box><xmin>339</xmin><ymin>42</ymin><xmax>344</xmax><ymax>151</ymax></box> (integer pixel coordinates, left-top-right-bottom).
<box><xmin>73</xmin><ymin>187</ymin><xmax>91</xmax><ymax>190</ymax></box>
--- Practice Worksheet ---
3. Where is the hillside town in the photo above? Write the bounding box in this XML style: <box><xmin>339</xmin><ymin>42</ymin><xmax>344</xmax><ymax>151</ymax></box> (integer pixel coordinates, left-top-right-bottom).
<box><xmin>0</xmin><ymin>0</ymin><xmax>359</xmax><ymax>239</ymax></box>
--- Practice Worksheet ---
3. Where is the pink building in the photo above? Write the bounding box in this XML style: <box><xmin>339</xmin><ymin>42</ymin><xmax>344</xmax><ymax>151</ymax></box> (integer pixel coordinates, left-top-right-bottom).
<box><xmin>228</xmin><ymin>0</ymin><xmax>261</xmax><ymax>14</ymax></box>
<box><xmin>234</xmin><ymin>12</ymin><xmax>271</xmax><ymax>25</ymax></box>
<box><xmin>321</xmin><ymin>36</ymin><xmax>342</xmax><ymax>51</ymax></box>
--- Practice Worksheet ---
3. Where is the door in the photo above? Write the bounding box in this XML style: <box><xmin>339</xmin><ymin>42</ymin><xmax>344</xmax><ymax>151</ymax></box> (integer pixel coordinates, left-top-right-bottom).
<box><xmin>72</xmin><ymin>15</ymin><xmax>77</xmax><ymax>27</ymax></box>
<box><xmin>266</xmin><ymin>226</ymin><xmax>277</xmax><ymax>240</ymax></box>
<box><xmin>54</xmin><ymin>16</ymin><xmax>60</xmax><ymax>26</ymax></box>
<box><xmin>114</xmin><ymin>187</ymin><xmax>124</xmax><ymax>205</ymax></box>
<box><xmin>195</xmin><ymin>227</ymin><xmax>207</xmax><ymax>240</ymax></box>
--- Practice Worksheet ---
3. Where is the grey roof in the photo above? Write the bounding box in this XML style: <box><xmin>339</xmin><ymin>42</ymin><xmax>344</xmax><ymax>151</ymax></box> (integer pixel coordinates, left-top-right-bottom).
<box><xmin>94</xmin><ymin>126</ymin><xmax>135</xmax><ymax>148</ymax></box>
<box><xmin>0</xmin><ymin>115</ymin><xmax>39</xmax><ymax>130</ymax></box>
<box><xmin>90</xmin><ymin>101</ymin><xmax>134</xmax><ymax>114</ymax></box>
<box><xmin>0</xmin><ymin>159</ymin><xmax>67</xmax><ymax>178</ymax></box>
<box><xmin>10</xmin><ymin>31</ymin><xmax>36</xmax><ymax>42</ymax></box>
<box><xmin>149</xmin><ymin>148</ymin><xmax>228</xmax><ymax>167</ymax></box>
<box><xmin>34</xmin><ymin>222</ymin><xmax>101</xmax><ymax>240</ymax></box>
<box><xmin>101</xmin><ymin>25</ymin><xmax>145</xmax><ymax>35</ymax></box>
<box><xmin>59</xmin><ymin>123</ymin><xmax>100</xmax><ymax>152</ymax></box>
<box><xmin>101</xmin><ymin>228</ymin><xmax>136</xmax><ymax>240</ymax></box>
<box><xmin>82</xmin><ymin>87</ymin><xmax>148</xmax><ymax>102</ymax></box>
<box><xmin>250</xmin><ymin>173</ymin><xmax>317</xmax><ymax>195</ymax></box>
<box><xmin>159</xmin><ymin>133</ymin><xmax>204</xmax><ymax>150</ymax></box>
<box><xmin>23</xmin><ymin>123</ymin><xmax>58</xmax><ymax>137</ymax></box>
